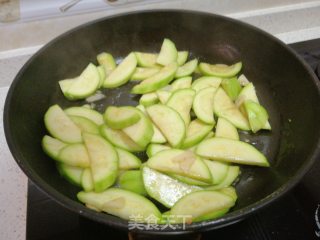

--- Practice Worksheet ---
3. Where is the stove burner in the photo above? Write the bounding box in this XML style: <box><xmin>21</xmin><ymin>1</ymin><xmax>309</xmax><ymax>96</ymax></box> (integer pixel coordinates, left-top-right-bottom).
<box><xmin>291</xmin><ymin>39</ymin><xmax>320</xmax><ymax>79</ymax></box>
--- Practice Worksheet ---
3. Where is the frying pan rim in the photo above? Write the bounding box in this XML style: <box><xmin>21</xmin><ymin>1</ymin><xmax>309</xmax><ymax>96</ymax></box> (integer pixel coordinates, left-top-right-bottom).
<box><xmin>4</xmin><ymin>9</ymin><xmax>320</xmax><ymax>233</ymax></box>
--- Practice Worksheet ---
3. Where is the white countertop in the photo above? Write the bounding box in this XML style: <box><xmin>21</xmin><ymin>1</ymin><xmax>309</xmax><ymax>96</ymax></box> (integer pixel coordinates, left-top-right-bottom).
<box><xmin>0</xmin><ymin>86</ymin><xmax>28</xmax><ymax>240</ymax></box>
<box><xmin>1</xmin><ymin>1</ymin><xmax>320</xmax><ymax>239</ymax></box>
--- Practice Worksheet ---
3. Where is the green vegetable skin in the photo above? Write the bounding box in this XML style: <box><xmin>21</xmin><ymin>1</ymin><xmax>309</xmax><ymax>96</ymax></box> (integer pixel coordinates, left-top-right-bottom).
<box><xmin>83</xmin><ymin>133</ymin><xmax>118</xmax><ymax>192</ymax></box>
<box><xmin>42</xmin><ymin>38</ymin><xmax>273</xmax><ymax>224</ymax></box>
<box><xmin>170</xmin><ymin>190</ymin><xmax>235</xmax><ymax>223</ymax></box>
<box><xmin>77</xmin><ymin>188</ymin><xmax>161</xmax><ymax>222</ymax></box>
<box><xmin>104</xmin><ymin>106</ymin><xmax>141</xmax><ymax>129</ymax></box>
<box><xmin>119</xmin><ymin>170</ymin><xmax>147</xmax><ymax>196</ymax></box>
<box><xmin>131</xmin><ymin>62</ymin><xmax>178</xmax><ymax>94</ymax></box>
<box><xmin>103</xmin><ymin>52</ymin><xmax>137</xmax><ymax>88</ymax></box>
<box><xmin>63</xmin><ymin>63</ymin><xmax>100</xmax><ymax>100</ymax></box>
<box><xmin>147</xmin><ymin>149</ymin><xmax>212</xmax><ymax>183</ymax></box>
<box><xmin>146</xmin><ymin>104</ymin><xmax>186</xmax><ymax>148</ymax></box>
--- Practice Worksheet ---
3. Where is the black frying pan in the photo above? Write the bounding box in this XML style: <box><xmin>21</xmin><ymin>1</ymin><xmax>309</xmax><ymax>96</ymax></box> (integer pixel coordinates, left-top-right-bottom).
<box><xmin>4</xmin><ymin>10</ymin><xmax>320</xmax><ymax>234</ymax></box>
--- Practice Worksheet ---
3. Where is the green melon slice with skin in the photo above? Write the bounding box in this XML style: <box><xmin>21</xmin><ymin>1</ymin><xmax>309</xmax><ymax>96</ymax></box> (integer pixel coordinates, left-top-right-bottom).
<box><xmin>196</xmin><ymin>137</ymin><xmax>269</xmax><ymax>167</ymax></box>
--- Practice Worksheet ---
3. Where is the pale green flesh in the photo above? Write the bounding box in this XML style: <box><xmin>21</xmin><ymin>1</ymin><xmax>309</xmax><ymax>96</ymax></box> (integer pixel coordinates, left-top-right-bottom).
<box><xmin>83</xmin><ymin>133</ymin><xmax>118</xmax><ymax>192</ymax></box>
<box><xmin>205</xmin><ymin>131</ymin><xmax>215</xmax><ymax>138</ymax></box>
<box><xmin>59</xmin><ymin>78</ymin><xmax>77</xmax><ymax>100</ymax></box>
<box><xmin>218</xmin><ymin>187</ymin><xmax>238</xmax><ymax>201</ymax></box>
<box><xmin>135</xmin><ymin>52</ymin><xmax>158</xmax><ymax>67</ymax></box>
<box><xmin>175</xmin><ymin>59</ymin><xmax>198</xmax><ymax>78</ymax></box>
<box><xmin>156</xmin><ymin>38</ymin><xmax>178</xmax><ymax>66</ymax></box>
<box><xmin>77</xmin><ymin>188</ymin><xmax>161</xmax><ymax>222</ymax></box>
<box><xmin>221</xmin><ymin>77</ymin><xmax>242</xmax><ymax>101</ymax></box>
<box><xmin>237</xmin><ymin>74</ymin><xmax>250</xmax><ymax>86</ymax></box>
<box><xmin>69</xmin><ymin>115</ymin><xmax>99</xmax><ymax>134</ymax></box>
<box><xmin>213</xmin><ymin>88</ymin><xmax>250</xmax><ymax>130</ymax></box>
<box><xmin>171</xmin><ymin>76</ymin><xmax>192</xmax><ymax>90</ymax></box>
<box><xmin>151</xmin><ymin>124</ymin><xmax>167</xmax><ymax>144</ymax></box>
<box><xmin>131</xmin><ymin>67</ymin><xmax>160</xmax><ymax>81</ymax></box>
<box><xmin>136</xmin><ymin>105</ymin><xmax>166</xmax><ymax>144</ymax></box>
<box><xmin>66</xmin><ymin>63</ymin><xmax>100</xmax><ymax>99</ymax></box>
<box><xmin>131</xmin><ymin>62</ymin><xmax>178</xmax><ymax>94</ymax></box>
<box><xmin>100</xmin><ymin>125</ymin><xmax>144</xmax><ymax>152</ymax></box>
<box><xmin>119</xmin><ymin>170</ymin><xmax>147</xmax><ymax>196</ymax></box>
<box><xmin>196</xmin><ymin>137</ymin><xmax>269</xmax><ymax>167</ymax></box>
<box><xmin>42</xmin><ymin>135</ymin><xmax>67</xmax><ymax>160</ymax></box>
<box><xmin>167</xmin><ymin>88</ymin><xmax>196</xmax><ymax>127</ymax></box>
<box><xmin>244</xmin><ymin>100</ymin><xmax>269</xmax><ymax>133</ymax></box>
<box><xmin>142</xmin><ymin>166</ymin><xmax>200</xmax><ymax>208</ymax></box>
<box><xmin>44</xmin><ymin>105</ymin><xmax>82</xmax><ymax>143</ymax></box>
<box><xmin>199</xmin><ymin>62</ymin><xmax>242</xmax><ymax>78</ymax></box>
<box><xmin>170</xmin><ymin>190</ymin><xmax>235</xmax><ymax>222</ymax></box>
<box><xmin>97</xmin><ymin>52</ymin><xmax>116</xmax><ymax>75</ymax></box>
<box><xmin>146</xmin><ymin>144</ymin><xmax>171</xmax><ymax>158</ymax></box>
<box><xmin>147</xmin><ymin>149</ymin><xmax>212</xmax><ymax>182</ymax></box>
<box><xmin>236</xmin><ymin>82</ymin><xmax>259</xmax><ymax>107</ymax></box>
<box><xmin>57</xmin><ymin>163</ymin><xmax>83</xmax><ymax>187</ymax></box>
<box><xmin>97</xmin><ymin>65</ymin><xmax>106</xmax><ymax>88</ymax></box>
<box><xmin>115</xmin><ymin>148</ymin><xmax>142</xmax><ymax>170</ymax></box>
<box><xmin>170</xmin><ymin>174</ymin><xmax>209</xmax><ymax>186</ymax></box>
<box><xmin>177</xmin><ymin>51</ymin><xmax>189</xmax><ymax>66</ymax></box>
<box><xmin>193</xmin><ymin>208</ymin><xmax>230</xmax><ymax>222</ymax></box>
<box><xmin>191</xmin><ymin>76</ymin><xmax>222</xmax><ymax>92</ymax></box>
<box><xmin>206</xmin><ymin>166</ymin><xmax>240</xmax><ymax>190</ymax></box>
<box><xmin>146</xmin><ymin>104</ymin><xmax>185</xmax><ymax>148</ymax></box>
<box><xmin>192</xmin><ymin>87</ymin><xmax>216</xmax><ymax>124</ymax></box>
<box><xmin>156</xmin><ymin>89</ymin><xmax>172</xmax><ymax>104</ymax></box>
<box><xmin>64</xmin><ymin>106</ymin><xmax>104</xmax><ymax>125</ymax></box>
<box><xmin>58</xmin><ymin>144</ymin><xmax>90</xmax><ymax>167</ymax></box>
<box><xmin>81</xmin><ymin>168</ymin><xmax>94</xmax><ymax>192</ymax></box>
<box><xmin>139</xmin><ymin>92</ymin><xmax>159</xmax><ymax>106</ymax></box>
<box><xmin>103</xmin><ymin>52</ymin><xmax>137</xmax><ymax>88</ymax></box>
<box><xmin>181</xmin><ymin>119</ymin><xmax>214</xmax><ymax>149</ymax></box>
<box><xmin>186</xmin><ymin>130</ymin><xmax>215</xmax><ymax>153</ymax></box>
<box><xmin>104</xmin><ymin>106</ymin><xmax>141</xmax><ymax>129</ymax></box>
<box><xmin>122</xmin><ymin>108</ymin><xmax>154</xmax><ymax>148</ymax></box>
<box><xmin>59</xmin><ymin>78</ymin><xmax>74</xmax><ymax>93</ymax></box>
<box><xmin>159</xmin><ymin>211</ymin><xmax>174</xmax><ymax>224</ymax></box>
<box><xmin>215</xmin><ymin>117</ymin><xmax>239</xmax><ymax>140</ymax></box>
<box><xmin>235</xmin><ymin>83</ymin><xmax>271</xmax><ymax>130</ymax></box>
<box><xmin>203</xmin><ymin>159</ymin><xmax>229</xmax><ymax>185</ymax></box>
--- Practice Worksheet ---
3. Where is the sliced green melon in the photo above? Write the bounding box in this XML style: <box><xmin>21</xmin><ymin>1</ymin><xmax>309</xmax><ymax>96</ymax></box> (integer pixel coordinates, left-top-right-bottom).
<box><xmin>100</xmin><ymin>125</ymin><xmax>144</xmax><ymax>152</ymax></box>
<box><xmin>142</xmin><ymin>166</ymin><xmax>200</xmax><ymax>208</ymax></box>
<box><xmin>199</xmin><ymin>62</ymin><xmax>242</xmax><ymax>78</ymax></box>
<box><xmin>147</xmin><ymin>149</ymin><xmax>212</xmax><ymax>182</ymax></box>
<box><xmin>83</xmin><ymin>133</ymin><xmax>118</xmax><ymax>192</ymax></box>
<box><xmin>77</xmin><ymin>188</ymin><xmax>161</xmax><ymax>222</ymax></box>
<box><xmin>167</xmin><ymin>88</ymin><xmax>196</xmax><ymax>127</ymax></box>
<box><xmin>103</xmin><ymin>52</ymin><xmax>137</xmax><ymax>88</ymax></box>
<box><xmin>146</xmin><ymin>104</ymin><xmax>185</xmax><ymax>148</ymax></box>
<box><xmin>196</xmin><ymin>137</ymin><xmax>269</xmax><ymax>167</ymax></box>
<box><xmin>131</xmin><ymin>62</ymin><xmax>178</xmax><ymax>94</ymax></box>
<box><xmin>213</xmin><ymin>88</ymin><xmax>250</xmax><ymax>130</ymax></box>
<box><xmin>156</xmin><ymin>38</ymin><xmax>178</xmax><ymax>66</ymax></box>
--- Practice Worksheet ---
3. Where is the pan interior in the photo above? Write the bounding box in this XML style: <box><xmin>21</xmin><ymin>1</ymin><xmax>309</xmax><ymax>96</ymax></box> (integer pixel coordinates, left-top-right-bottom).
<box><xmin>4</xmin><ymin>11</ymin><xmax>320</xmax><ymax>232</ymax></box>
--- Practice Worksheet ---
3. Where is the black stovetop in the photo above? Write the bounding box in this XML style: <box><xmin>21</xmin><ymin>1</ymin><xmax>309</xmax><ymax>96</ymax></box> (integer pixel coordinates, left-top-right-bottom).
<box><xmin>26</xmin><ymin>39</ymin><xmax>320</xmax><ymax>240</ymax></box>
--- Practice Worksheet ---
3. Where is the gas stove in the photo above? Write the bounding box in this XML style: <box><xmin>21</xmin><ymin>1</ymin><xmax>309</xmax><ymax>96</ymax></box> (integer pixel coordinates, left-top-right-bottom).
<box><xmin>26</xmin><ymin>39</ymin><xmax>320</xmax><ymax>240</ymax></box>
